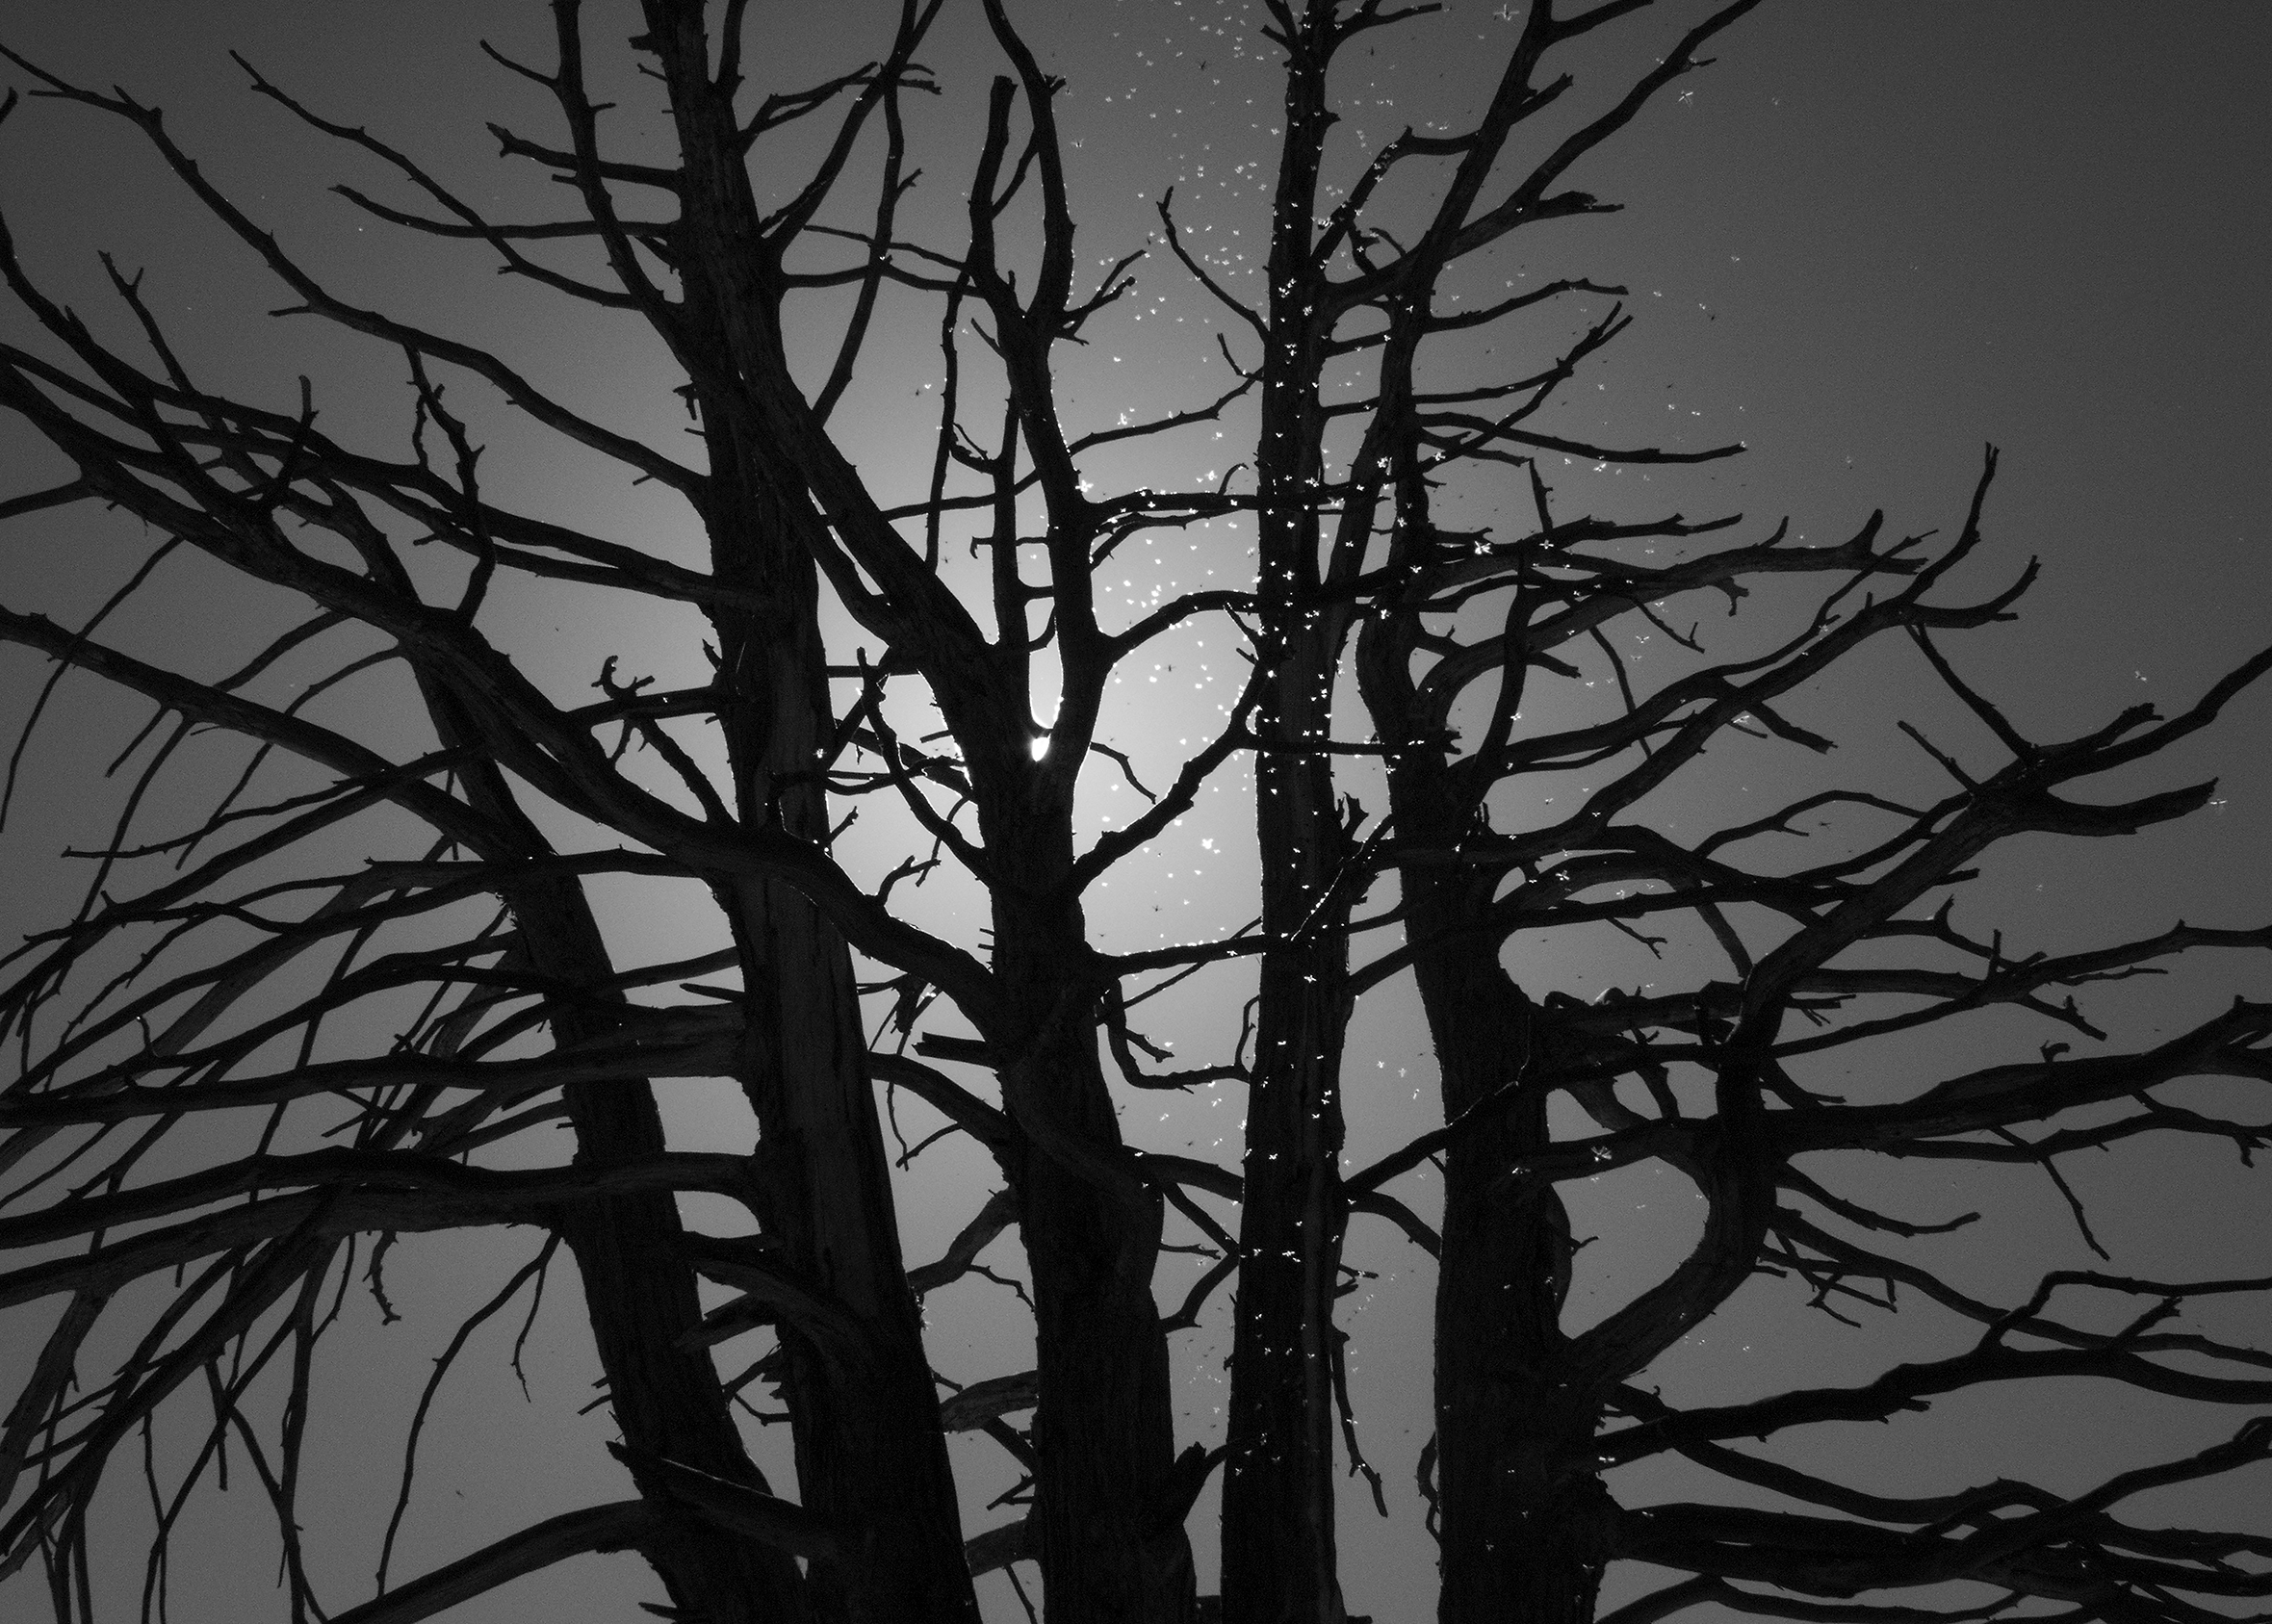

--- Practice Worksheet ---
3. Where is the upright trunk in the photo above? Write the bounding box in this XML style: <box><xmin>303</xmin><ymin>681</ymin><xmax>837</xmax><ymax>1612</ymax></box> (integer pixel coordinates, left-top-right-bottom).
<box><xmin>546</xmin><ymin>1046</ymin><xmax>820</xmax><ymax>1624</ymax></box>
<box><xmin>1219</xmin><ymin>13</ymin><xmax>1361</xmax><ymax>1612</ymax></box>
<box><xmin>1412</xmin><ymin>898</ymin><xmax>1609</xmax><ymax>1624</ymax></box>
<box><xmin>719</xmin><ymin>879</ymin><xmax>975</xmax><ymax>1624</ymax></box>
<box><xmin>631</xmin><ymin>8</ymin><xmax>979</xmax><ymax>1609</ymax></box>
<box><xmin>1383</xmin><ymin>750</ymin><xmax>1612</xmax><ymax>1624</ymax></box>
<box><xmin>428</xmin><ymin>715</ymin><xmax>814</xmax><ymax>1624</ymax></box>
<box><xmin>1349</xmin><ymin>450</ymin><xmax>1615</xmax><ymax>1618</ymax></box>
<box><xmin>707</xmin><ymin>477</ymin><xmax>979</xmax><ymax>1623</ymax></box>
<box><xmin>991</xmin><ymin>831</ymin><xmax>1201</xmax><ymax>1624</ymax></box>
<box><xmin>646</xmin><ymin>5</ymin><xmax>1191</xmax><ymax>1610</ymax></box>
<box><xmin>1221</xmin><ymin>653</ymin><xmax>1355</xmax><ymax>1624</ymax></box>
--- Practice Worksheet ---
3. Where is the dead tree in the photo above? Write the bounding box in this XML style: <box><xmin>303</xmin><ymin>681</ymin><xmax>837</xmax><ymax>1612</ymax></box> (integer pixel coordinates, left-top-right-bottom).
<box><xmin>1208</xmin><ymin>9</ymin><xmax>1786</xmax><ymax>1619</ymax></box>
<box><xmin>1</xmin><ymin>4</ymin><xmax>2269</xmax><ymax>1624</ymax></box>
<box><xmin>0</xmin><ymin>1</ymin><xmax>1241</xmax><ymax>1617</ymax></box>
<box><xmin>1290</xmin><ymin>7</ymin><xmax>2272</xmax><ymax>1623</ymax></box>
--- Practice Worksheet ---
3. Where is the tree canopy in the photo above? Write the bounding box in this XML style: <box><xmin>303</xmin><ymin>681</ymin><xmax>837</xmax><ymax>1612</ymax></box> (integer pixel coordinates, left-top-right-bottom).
<box><xmin>2</xmin><ymin>4</ymin><xmax>2269</xmax><ymax>1623</ymax></box>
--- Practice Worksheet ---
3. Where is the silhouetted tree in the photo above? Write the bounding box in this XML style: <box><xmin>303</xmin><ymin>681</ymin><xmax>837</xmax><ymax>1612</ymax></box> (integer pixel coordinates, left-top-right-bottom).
<box><xmin>2</xmin><ymin>5</ymin><xmax>2268</xmax><ymax>1624</ymax></box>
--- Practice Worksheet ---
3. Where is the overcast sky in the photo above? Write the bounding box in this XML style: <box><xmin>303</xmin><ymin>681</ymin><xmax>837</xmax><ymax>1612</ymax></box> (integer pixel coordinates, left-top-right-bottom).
<box><xmin>3</xmin><ymin>5</ymin><xmax>2269</xmax><ymax>1621</ymax></box>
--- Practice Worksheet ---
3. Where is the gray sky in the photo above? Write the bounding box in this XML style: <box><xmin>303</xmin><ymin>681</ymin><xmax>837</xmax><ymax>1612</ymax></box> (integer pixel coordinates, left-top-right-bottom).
<box><xmin>3</xmin><ymin>4</ymin><xmax>2269</xmax><ymax>1620</ymax></box>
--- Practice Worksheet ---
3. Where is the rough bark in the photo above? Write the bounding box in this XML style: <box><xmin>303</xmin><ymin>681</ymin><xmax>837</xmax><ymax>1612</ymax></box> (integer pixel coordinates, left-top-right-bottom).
<box><xmin>1220</xmin><ymin>9</ymin><xmax>1360</xmax><ymax>1616</ymax></box>
<box><xmin>1402</xmin><ymin>838</ymin><xmax>1606</xmax><ymax>1624</ymax></box>
<box><xmin>706</xmin><ymin>485</ymin><xmax>978</xmax><ymax>1622</ymax></box>
<box><xmin>1224</xmin><ymin>644</ymin><xmax>1355</xmax><ymax>1624</ymax></box>
<box><xmin>990</xmin><ymin>825</ymin><xmax>1202</xmax><ymax>1624</ymax></box>
<box><xmin>634</xmin><ymin>6</ymin><xmax>985</xmax><ymax>1615</ymax></box>
<box><xmin>1358</xmin><ymin>552</ymin><xmax>1608</xmax><ymax>1624</ymax></box>
<box><xmin>435</xmin><ymin>731</ymin><xmax>815</xmax><ymax>1624</ymax></box>
<box><xmin>20</xmin><ymin>10</ymin><xmax>2270</xmax><ymax>1624</ymax></box>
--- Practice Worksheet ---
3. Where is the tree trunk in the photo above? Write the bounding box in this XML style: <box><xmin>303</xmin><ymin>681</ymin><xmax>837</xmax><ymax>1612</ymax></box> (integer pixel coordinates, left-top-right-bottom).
<box><xmin>1419</xmin><ymin>945</ymin><xmax>1608</xmax><ymax>1624</ymax></box>
<box><xmin>1389</xmin><ymin>761</ymin><xmax>1610</xmax><ymax>1624</ymax></box>
<box><xmin>993</xmin><ymin>877</ymin><xmax>1201</xmax><ymax>1624</ymax></box>
<box><xmin>434</xmin><ymin>728</ymin><xmax>815</xmax><ymax>1624</ymax></box>
<box><xmin>1346</xmin><ymin>483</ymin><xmax>1615</xmax><ymax>1618</ymax></box>
<box><xmin>721</xmin><ymin>866</ymin><xmax>977</xmax><ymax>1623</ymax></box>
<box><xmin>706</xmin><ymin>464</ymin><xmax>979</xmax><ymax>1621</ymax></box>
<box><xmin>1221</xmin><ymin>673</ymin><xmax>1354</xmax><ymax>1624</ymax></box>
<box><xmin>546</xmin><ymin>1089</ymin><xmax>818</xmax><ymax>1624</ymax></box>
<box><xmin>644</xmin><ymin>3</ymin><xmax>982</xmax><ymax>1590</ymax></box>
<box><xmin>1219</xmin><ymin>16</ymin><xmax>1363</xmax><ymax>1611</ymax></box>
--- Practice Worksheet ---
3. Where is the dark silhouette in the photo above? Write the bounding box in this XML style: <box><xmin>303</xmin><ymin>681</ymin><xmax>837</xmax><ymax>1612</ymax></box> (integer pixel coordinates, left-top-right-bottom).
<box><xmin>2</xmin><ymin>4</ymin><xmax>2267</xmax><ymax>1623</ymax></box>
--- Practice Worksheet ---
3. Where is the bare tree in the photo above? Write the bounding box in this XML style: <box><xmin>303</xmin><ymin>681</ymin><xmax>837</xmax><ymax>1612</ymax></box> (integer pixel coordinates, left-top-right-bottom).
<box><xmin>2</xmin><ymin>5</ymin><xmax>2268</xmax><ymax>1624</ymax></box>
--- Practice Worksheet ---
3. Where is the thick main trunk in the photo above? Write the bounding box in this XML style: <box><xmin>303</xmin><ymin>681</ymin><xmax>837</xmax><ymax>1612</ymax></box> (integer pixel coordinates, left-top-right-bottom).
<box><xmin>1222</xmin><ymin>721</ymin><xmax>1352</xmax><ymax>1624</ymax></box>
<box><xmin>546</xmin><ymin>1116</ymin><xmax>816</xmax><ymax>1624</ymax></box>
<box><xmin>1424</xmin><ymin>983</ymin><xmax>1608</xmax><ymax>1624</ymax></box>
<box><xmin>728</xmin><ymin>870</ymin><xmax>978</xmax><ymax>1623</ymax></box>
<box><xmin>440</xmin><ymin>751</ymin><xmax>813</xmax><ymax>1624</ymax></box>
<box><xmin>1437</xmin><ymin>1459</ymin><xmax>1616</xmax><ymax>1624</ymax></box>
<box><xmin>1223</xmin><ymin>31</ymin><xmax>1361</xmax><ymax>1589</ymax></box>
<box><xmin>710</xmin><ymin>487</ymin><xmax>978</xmax><ymax>1622</ymax></box>
<box><xmin>1024</xmin><ymin>1120</ymin><xmax>1200</xmax><ymax>1622</ymax></box>
<box><xmin>994</xmin><ymin>886</ymin><xmax>1200</xmax><ymax>1624</ymax></box>
<box><xmin>1398</xmin><ymin>798</ymin><xmax>1610</xmax><ymax>1624</ymax></box>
